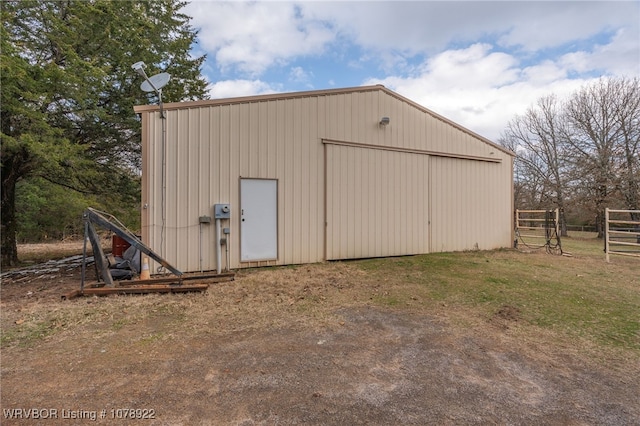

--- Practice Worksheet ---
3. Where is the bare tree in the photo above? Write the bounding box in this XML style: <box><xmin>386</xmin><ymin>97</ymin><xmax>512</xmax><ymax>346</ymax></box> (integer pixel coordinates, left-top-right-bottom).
<box><xmin>501</xmin><ymin>95</ymin><xmax>570</xmax><ymax>236</ymax></box>
<box><xmin>501</xmin><ymin>77</ymin><xmax>639</xmax><ymax>237</ymax></box>
<box><xmin>564</xmin><ymin>77</ymin><xmax>639</xmax><ymax>236</ymax></box>
<box><xmin>612</xmin><ymin>78</ymin><xmax>640</xmax><ymax>221</ymax></box>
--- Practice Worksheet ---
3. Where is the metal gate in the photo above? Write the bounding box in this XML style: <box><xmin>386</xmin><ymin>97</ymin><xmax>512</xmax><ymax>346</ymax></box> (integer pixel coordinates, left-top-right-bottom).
<box><xmin>605</xmin><ymin>209</ymin><xmax>640</xmax><ymax>262</ymax></box>
<box><xmin>514</xmin><ymin>209</ymin><xmax>562</xmax><ymax>255</ymax></box>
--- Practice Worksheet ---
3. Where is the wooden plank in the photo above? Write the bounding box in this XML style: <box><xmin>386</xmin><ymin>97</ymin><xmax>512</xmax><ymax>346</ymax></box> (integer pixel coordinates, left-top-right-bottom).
<box><xmin>607</xmin><ymin>220</ymin><xmax>640</xmax><ymax>226</ymax></box>
<box><xmin>63</xmin><ymin>284</ymin><xmax>209</xmax><ymax>300</ymax></box>
<box><xmin>608</xmin><ymin>240</ymin><xmax>640</xmax><ymax>247</ymax></box>
<box><xmin>111</xmin><ymin>272</ymin><xmax>234</xmax><ymax>286</ymax></box>
<box><xmin>65</xmin><ymin>272</ymin><xmax>234</xmax><ymax>299</ymax></box>
<box><xmin>517</xmin><ymin>210</ymin><xmax>549</xmax><ymax>214</ymax></box>
<box><xmin>608</xmin><ymin>251</ymin><xmax>640</xmax><ymax>258</ymax></box>
<box><xmin>607</xmin><ymin>209</ymin><xmax>640</xmax><ymax>214</ymax></box>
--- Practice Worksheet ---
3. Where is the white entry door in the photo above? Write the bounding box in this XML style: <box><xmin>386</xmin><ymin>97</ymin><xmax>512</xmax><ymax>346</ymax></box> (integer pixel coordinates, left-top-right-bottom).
<box><xmin>240</xmin><ymin>178</ymin><xmax>278</xmax><ymax>261</ymax></box>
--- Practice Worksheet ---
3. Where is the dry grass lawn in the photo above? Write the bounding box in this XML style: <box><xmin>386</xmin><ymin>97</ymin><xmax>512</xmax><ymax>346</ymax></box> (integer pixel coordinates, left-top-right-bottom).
<box><xmin>1</xmin><ymin>234</ymin><xmax>639</xmax><ymax>424</ymax></box>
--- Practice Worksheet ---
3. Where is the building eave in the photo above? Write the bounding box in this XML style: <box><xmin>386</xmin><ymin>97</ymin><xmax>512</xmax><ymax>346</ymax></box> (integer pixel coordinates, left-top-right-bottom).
<box><xmin>133</xmin><ymin>84</ymin><xmax>515</xmax><ymax>158</ymax></box>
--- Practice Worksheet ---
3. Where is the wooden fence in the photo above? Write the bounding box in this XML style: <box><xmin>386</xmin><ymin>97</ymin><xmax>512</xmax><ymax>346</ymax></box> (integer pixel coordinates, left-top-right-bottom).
<box><xmin>605</xmin><ymin>209</ymin><xmax>640</xmax><ymax>262</ymax></box>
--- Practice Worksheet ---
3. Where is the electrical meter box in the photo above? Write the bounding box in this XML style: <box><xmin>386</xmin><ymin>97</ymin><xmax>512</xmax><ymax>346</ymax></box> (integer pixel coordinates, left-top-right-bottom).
<box><xmin>214</xmin><ymin>204</ymin><xmax>231</xmax><ymax>219</ymax></box>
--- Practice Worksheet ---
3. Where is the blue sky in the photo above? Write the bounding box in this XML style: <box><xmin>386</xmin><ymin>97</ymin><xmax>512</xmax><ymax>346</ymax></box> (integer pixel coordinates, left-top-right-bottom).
<box><xmin>183</xmin><ymin>1</ymin><xmax>640</xmax><ymax>141</ymax></box>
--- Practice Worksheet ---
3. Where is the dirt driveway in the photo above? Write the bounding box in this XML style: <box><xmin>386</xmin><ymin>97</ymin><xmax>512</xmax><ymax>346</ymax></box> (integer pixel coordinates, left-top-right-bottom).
<box><xmin>1</xmin><ymin>253</ymin><xmax>639</xmax><ymax>425</ymax></box>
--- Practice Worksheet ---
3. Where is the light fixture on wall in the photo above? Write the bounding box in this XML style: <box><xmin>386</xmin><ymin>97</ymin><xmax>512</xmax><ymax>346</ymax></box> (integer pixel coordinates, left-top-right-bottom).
<box><xmin>379</xmin><ymin>116</ymin><xmax>390</xmax><ymax>126</ymax></box>
<box><xmin>132</xmin><ymin>61</ymin><xmax>171</xmax><ymax>267</ymax></box>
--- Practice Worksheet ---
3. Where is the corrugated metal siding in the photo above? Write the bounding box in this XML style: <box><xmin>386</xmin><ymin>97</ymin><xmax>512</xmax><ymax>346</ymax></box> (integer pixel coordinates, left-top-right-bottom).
<box><xmin>325</xmin><ymin>144</ymin><xmax>429</xmax><ymax>259</ymax></box>
<box><xmin>429</xmin><ymin>156</ymin><xmax>513</xmax><ymax>252</ymax></box>
<box><xmin>139</xmin><ymin>87</ymin><xmax>513</xmax><ymax>272</ymax></box>
<box><xmin>144</xmin><ymin>96</ymin><xmax>328</xmax><ymax>272</ymax></box>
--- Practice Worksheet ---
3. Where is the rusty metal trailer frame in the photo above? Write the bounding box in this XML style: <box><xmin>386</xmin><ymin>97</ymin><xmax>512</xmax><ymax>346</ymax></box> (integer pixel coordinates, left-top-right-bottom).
<box><xmin>73</xmin><ymin>208</ymin><xmax>231</xmax><ymax>299</ymax></box>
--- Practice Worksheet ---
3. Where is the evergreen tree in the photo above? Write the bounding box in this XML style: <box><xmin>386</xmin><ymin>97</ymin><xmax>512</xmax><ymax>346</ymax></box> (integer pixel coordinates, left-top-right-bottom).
<box><xmin>1</xmin><ymin>0</ymin><xmax>208</xmax><ymax>266</ymax></box>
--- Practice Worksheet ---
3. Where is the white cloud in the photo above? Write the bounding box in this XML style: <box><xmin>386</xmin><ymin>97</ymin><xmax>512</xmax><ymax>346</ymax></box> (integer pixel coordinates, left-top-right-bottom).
<box><xmin>185</xmin><ymin>1</ymin><xmax>335</xmax><ymax>76</ymax></box>
<box><xmin>289</xmin><ymin>66</ymin><xmax>313</xmax><ymax>84</ymax></box>
<box><xmin>207</xmin><ymin>80</ymin><xmax>280</xmax><ymax>99</ymax></box>
<box><xmin>183</xmin><ymin>1</ymin><xmax>638</xmax><ymax>139</ymax></box>
<box><xmin>521</xmin><ymin>61</ymin><xmax>568</xmax><ymax>84</ymax></box>
<box><xmin>185</xmin><ymin>1</ymin><xmax>638</xmax><ymax>82</ymax></box>
<box><xmin>494</xmin><ymin>2</ymin><xmax>635</xmax><ymax>51</ymax></box>
<box><xmin>366</xmin><ymin>44</ymin><xmax>594</xmax><ymax>141</ymax></box>
<box><xmin>302</xmin><ymin>1</ymin><xmax>639</xmax><ymax>54</ymax></box>
<box><xmin>419</xmin><ymin>43</ymin><xmax>520</xmax><ymax>89</ymax></box>
<box><xmin>560</xmin><ymin>28</ymin><xmax>640</xmax><ymax>76</ymax></box>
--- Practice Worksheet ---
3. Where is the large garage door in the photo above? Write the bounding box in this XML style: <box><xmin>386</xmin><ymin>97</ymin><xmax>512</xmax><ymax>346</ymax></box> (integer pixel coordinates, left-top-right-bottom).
<box><xmin>325</xmin><ymin>144</ymin><xmax>430</xmax><ymax>260</ymax></box>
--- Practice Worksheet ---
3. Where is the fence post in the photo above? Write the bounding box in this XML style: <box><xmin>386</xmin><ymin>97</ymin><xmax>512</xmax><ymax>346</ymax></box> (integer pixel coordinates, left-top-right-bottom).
<box><xmin>605</xmin><ymin>208</ymin><xmax>610</xmax><ymax>263</ymax></box>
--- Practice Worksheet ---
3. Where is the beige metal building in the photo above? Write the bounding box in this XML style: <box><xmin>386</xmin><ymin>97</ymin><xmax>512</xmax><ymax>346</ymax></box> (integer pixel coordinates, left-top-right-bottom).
<box><xmin>134</xmin><ymin>85</ymin><xmax>514</xmax><ymax>273</ymax></box>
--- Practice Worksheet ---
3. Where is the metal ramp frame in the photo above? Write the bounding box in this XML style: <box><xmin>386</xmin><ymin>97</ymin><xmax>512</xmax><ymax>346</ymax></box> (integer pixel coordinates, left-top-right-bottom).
<box><xmin>66</xmin><ymin>208</ymin><xmax>232</xmax><ymax>299</ymax></box>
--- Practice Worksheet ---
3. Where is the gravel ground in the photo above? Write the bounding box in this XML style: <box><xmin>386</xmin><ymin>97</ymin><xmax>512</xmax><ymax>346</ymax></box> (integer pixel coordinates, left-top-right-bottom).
<box><xmin>1</xmin><ymin>244</ymin><xmax>639</xmax><ymax>425</ymax></box>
